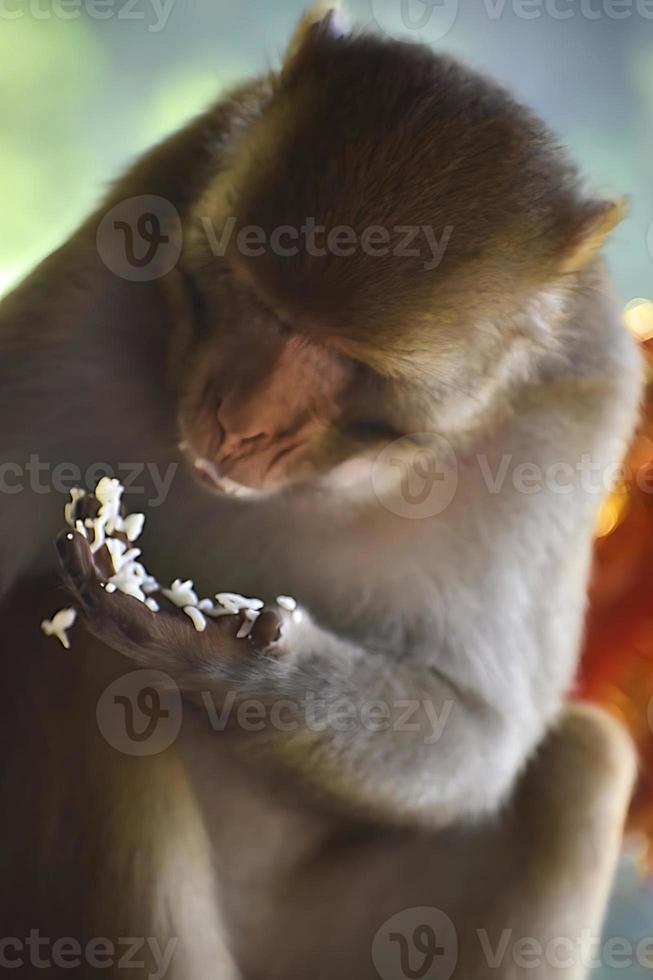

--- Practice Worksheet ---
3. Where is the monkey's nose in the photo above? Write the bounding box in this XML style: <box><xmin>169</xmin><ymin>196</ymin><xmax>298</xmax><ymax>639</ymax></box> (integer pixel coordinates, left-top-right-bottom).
<box><xmin>216</xmin><ymin>394</ymin><xmax>272</xmax><ymax>446</ymax></box>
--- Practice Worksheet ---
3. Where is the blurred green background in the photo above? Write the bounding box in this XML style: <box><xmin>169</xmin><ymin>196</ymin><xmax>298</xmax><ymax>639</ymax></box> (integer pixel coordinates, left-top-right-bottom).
<box><xmin>1</xmin><ymin>0</ymin><xmax>652</xmax><ymax>973</ymax></box>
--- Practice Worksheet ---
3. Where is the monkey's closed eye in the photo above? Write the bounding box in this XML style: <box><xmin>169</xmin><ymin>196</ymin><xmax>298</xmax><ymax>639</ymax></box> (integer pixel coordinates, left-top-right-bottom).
<box><xmin>179</xmin><ymin>264</ymin><xmax>210</xmax><ymax>342</ymax></box>
<box><xmin>344</xmin><ymin>419</ymin><xmax>402</xmax><ymax>443</ymax></box>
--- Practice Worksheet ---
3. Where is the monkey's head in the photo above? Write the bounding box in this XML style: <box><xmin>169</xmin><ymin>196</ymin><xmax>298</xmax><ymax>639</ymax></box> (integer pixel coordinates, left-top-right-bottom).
<box><xmin>178</xmin><ymin>2</ymin><xmax>624</xmax><ymax>497</ymax></box>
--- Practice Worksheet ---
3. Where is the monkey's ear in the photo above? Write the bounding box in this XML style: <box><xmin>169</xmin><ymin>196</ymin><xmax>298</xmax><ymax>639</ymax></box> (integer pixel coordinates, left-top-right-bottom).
<box><xmin>559</xmin><ymin>197</ymin><xmax>627</xmax><ymax>274</ymax></box>
<box><xmin>284</xmin><ymin>1</ymin><xmax>349</xmax><ymax>67</ymax></box>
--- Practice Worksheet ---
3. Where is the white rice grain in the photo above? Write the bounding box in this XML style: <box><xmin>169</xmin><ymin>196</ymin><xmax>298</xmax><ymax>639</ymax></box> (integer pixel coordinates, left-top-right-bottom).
<box><xmin>123</xmin><ymin>513</ymin><xmax>145</xmax><ymax>543</ymax></box>
<box><xmin>64</xmin><ymin>488</ymin><xmax>86</xmax><ymax>528</ymax></box>
<box><xmin>276</xmin><ymin>595</ymin><xmax>297</xmax><ymax>612</ymax></box>
<box><xmin>215</xmin><ymin>593</ymin><xmax>264</xmax><ymax>614</ymax></box>
<box><xmin>163</xmin><ymin>579</ymin><xmax>199</xmax><ymax>608</ymax></box>
<box><xmin>41</xmin><ymin>608</ymin><xmax>77</xmax><ymax>650</ymax></box>
<box><xmin>236</xmin><ymin>618</ymin><xmax>255</xmax><ymax>640</ymax></box>
<box><xmin>184</xmin><ymin>605</ymin><xmax>207</xmax><ymax>632</ymax></box>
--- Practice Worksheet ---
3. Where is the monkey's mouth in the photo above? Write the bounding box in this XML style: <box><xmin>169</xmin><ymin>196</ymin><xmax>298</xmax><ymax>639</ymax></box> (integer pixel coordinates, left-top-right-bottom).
<box><xmin>180</xmin><ymin>446</ymin><xmax>260</xmax><ymax>499</ymax></box>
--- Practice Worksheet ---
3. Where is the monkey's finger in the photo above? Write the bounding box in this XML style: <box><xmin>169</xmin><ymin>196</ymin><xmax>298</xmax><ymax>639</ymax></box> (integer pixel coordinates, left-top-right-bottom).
<box><xmin>55</xmin><ymin>528</ymin><xmax>102</xmax><ymax>591</ymax></box>
<box><xmin>54</xmin><ymin>529</ymin><xmax>206</xmax><ymax>671</ymax></box>
<box><xmin>248</xmin><ymin>606</ymin><xmax>286</xmax><ymax>654</ymax></box>
<box><xmin>55</xmin><ymin>531</ymin><xmax>136</xmax><ymax>618</ymax></box>
<box><xmin>55</xmin><ymin>529</ymin><xmax>141</xmax><ymax>628</ymax></box>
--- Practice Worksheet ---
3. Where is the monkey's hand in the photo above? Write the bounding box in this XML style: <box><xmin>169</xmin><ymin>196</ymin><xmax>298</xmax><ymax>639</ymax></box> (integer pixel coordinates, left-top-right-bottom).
<box><xmin>55</xmin><ymin>525</ymin><xmax>518</xmax><ymax>828</ymax></box>
<box><xmin>55</xmin><ymin>529</ymin><xmax>287</xmax><ymax>674</ymax></box>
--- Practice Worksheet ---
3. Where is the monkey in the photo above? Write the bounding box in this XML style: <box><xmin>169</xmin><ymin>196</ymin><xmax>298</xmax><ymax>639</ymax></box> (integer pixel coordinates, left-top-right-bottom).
<box><xmin>0</xmin><ymin>3</ymin><xmax>643</xmax><ymax>978</ymax></box>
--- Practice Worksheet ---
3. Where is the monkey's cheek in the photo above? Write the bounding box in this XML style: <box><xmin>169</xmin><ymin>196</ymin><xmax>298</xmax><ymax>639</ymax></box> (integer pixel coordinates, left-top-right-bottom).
<box><xmin>328</xmin><ymin>455</ymin><xmax>375</xmax><ymax>491</ymax></box>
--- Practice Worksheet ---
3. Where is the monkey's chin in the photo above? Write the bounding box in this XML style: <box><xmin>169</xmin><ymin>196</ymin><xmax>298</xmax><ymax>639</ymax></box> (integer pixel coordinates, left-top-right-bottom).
<box><xmin>189</xmin><ymin>454</ymin><xmax>262</xmax><ymax>499</ymax></box>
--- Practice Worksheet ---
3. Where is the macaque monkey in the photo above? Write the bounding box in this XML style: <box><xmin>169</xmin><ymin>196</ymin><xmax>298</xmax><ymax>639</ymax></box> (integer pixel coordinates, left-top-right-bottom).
<box><xmin>0</xmin><ymin>3</ymin><xmax>642</xmax><ymax>978</ymax></box>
